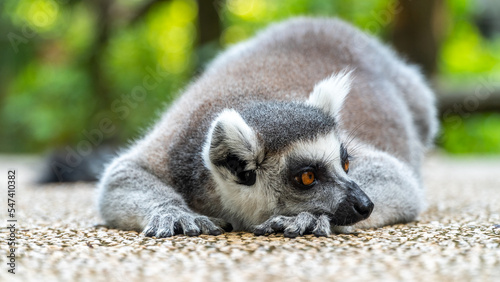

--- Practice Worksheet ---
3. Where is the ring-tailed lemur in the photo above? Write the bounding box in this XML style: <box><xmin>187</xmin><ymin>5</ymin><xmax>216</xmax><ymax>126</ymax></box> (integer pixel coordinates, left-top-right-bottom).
<box><xmin>98</xmin><ymin>18</ymin><xmax>437</xmax><ymax>238</ymax></box>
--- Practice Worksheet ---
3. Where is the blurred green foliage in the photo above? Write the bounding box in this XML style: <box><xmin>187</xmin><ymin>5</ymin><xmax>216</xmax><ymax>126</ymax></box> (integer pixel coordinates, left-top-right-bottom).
<box><xmin>1</xmin><ymin>0</ymin><xmax>499</xmax><ymax>154</ymax></box>
<box><xmin>441</xmin><ymin>113</ymin><xmax>500</xmax><ymax>154</ymax></box>
<box><xmin>441</xmin><ymin>0</ymin><xmax>500</xmax><ymax>85</ymax></box>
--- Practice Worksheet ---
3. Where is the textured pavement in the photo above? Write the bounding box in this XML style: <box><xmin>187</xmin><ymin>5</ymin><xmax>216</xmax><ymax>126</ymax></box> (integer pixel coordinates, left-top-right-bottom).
<box><xmin>1</xmin><ymin>153</ymin><xmax>499</xmax><ymax>281</ymax></box>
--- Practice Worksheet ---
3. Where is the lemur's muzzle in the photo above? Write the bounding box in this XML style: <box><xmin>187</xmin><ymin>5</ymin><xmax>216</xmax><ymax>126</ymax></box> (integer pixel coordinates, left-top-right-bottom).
<box><xmin>331</xmin><ymin>182</ymin><xmax>374</xmax><ymax>226</ymax></box>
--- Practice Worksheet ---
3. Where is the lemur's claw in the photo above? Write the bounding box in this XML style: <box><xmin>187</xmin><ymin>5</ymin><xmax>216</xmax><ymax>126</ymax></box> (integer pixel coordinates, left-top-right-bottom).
<box><xmin>143</xmin><ymin>209</ymin><xmax>226</xmax><ymax>238</ymax></box>
<box><xmin>253</xmin><ymin>212</ymin><xmax>331</xmax><ymax>238</ymax></box>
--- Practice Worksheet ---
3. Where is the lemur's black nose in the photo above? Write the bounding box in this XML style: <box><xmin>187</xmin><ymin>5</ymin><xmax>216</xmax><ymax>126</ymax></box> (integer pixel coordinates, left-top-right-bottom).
<box><xmin>353</xmin><ymin>196</ymin><xmax>374</xmax><ymax>219</ymax></box>
<box><xmin>331</xmin><ymin>182</ymin><xmax>374</xmax><ymax>226</ymax></box>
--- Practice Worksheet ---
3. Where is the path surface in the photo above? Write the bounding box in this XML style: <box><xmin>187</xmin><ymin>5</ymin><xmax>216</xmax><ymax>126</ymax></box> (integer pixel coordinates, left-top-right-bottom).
<box><xmin>1</xmin><ymin>153</ymin><xmax>499</xmax><ymax>281</ymax></box>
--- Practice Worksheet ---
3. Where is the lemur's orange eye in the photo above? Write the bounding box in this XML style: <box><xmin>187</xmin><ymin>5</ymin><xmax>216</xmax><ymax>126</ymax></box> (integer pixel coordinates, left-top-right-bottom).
<box><xmin>343</xmin><ymin>159</ymin><xmax>349</xmax><ymax>173</ymax></box>
<box><xmin>299</xmin><ymin>171</ymin><xmax>315</xmax><ymax>186</ymax></box>
<box><xmin>340</xmin><ymin>143</ymin><xmax>350</xmax><ymax>174</ymax></box>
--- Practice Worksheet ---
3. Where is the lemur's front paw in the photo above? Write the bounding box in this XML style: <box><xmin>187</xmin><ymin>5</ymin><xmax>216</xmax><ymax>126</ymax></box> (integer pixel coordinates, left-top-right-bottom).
<box><xmin>253</xmin><ymin>212</ymin><xmax>331</xmax><ymax>238</ymax></box>
<box><xmin>143</xmin><ymin>209</ymin><xmax>231</xmax><ymax>238</ymax></box>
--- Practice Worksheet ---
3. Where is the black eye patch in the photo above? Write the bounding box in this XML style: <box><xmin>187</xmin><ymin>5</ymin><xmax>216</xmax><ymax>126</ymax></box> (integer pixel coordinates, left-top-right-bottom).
<box><xmin>340</xmin><ymin>143</ymin><xmax>348</xmax><ymax>161</ymax></box>
<box><xmin>237</xmin><ymin>170</ymin><xmax>256</xmax><ymax>186</ymax></box>
<box><xmin>220</xmin><ymin>154</ymin><xmax>256</xmax><ymax>186</ymax></box>
<box><xmin>340</xmin><ymin>143</ymin><xmax>350</xmax><ymax>173</ymax></box>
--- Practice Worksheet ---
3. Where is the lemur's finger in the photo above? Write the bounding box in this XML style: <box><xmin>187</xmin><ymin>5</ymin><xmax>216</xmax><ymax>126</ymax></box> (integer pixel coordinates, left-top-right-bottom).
<box><xmin>208</xmin><ymin>228</ymin><xmax>222</xmax><ymax>236</ymax></box>
<box><xmin>269</xmin><ymin>215</ymin><xmax>294</xmax><ymax>231</ymax></box>
<box><xmin>254</xmin><ymin>215</ymin><xmax>288</xmax><ymax>235</ymax></box>
<box><xmin>143</xmin><ymin>215</ymin><xmax>161</xmax><ymax>237</ymax></box>
<box><xmin>156</xmin><ymin>227</ymin><xmax>175</xmax><ymax>238</ymax></box>
<box><xmin>195</xmin><ymin>216</ymin><xmax>222</xmax><ymax>235</ymax></box>
<box><xmin>208</xmin><ymin>217</ymin><xmax>233</xmax><ymax>232</ymax></box>
<box><xmin>157</xmin><ymin>214</ymin><xmax>176</xmax><ymax>237</ymax></box>
<box><xmin>178</xmin><ymin>214</ymin><xmax>201</xmax><ymax>236</ymax></box>
<box><xmin>254</xmin><ymin>224</ymin><xmax>273</xmax><ymax>236</ymax></box>
<box><xmin>284</xmin><ymin>212</ymin><xmax>316</xmax><ymax>238</ymax></box>
<box><xmin>312</xmin><ymin>214</ymin><xmax>331</xmax><ymax>237</ymax></box>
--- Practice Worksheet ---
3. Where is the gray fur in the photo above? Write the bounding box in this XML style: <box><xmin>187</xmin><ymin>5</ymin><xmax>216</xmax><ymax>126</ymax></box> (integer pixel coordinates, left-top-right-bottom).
<box><xmin>97</xmin><ymin>17</ymin><xmax>437</xmax><ymax>238</ymax></box>
<box><xmin>239</xmin><ymin>102</ymin><xmax>336</xmax><ymax>153</ymax></box>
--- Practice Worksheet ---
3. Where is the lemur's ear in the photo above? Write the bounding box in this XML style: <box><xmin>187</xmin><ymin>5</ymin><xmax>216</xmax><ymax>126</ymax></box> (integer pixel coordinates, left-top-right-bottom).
<box><xmin>203</xmin><ymin>109</ymin><xmax>262</xmax><ymax>186</ymax></box>
<box><xmin>307</xmin><ymin>69</ymin><xmax>353</xmax><ymax>119</ymax></box>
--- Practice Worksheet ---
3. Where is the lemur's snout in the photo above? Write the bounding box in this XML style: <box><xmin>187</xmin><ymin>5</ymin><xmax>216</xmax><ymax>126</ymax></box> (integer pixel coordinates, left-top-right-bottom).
<box><xmin>332</xmin><ymin>182</ymin><xmax>374</xmax><ymax>226</ymax></box>
<box><xmin>352</xmin><ymin>194</ymin><xmax>374</xmax><ymax>219</ymax></box>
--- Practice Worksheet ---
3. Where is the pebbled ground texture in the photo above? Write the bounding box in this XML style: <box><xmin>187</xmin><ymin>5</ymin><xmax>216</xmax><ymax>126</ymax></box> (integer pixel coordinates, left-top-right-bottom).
<box><xmin>0</xmin><ymin>153</ymin><xmax>499</xmax><ymax>281</ymax></box>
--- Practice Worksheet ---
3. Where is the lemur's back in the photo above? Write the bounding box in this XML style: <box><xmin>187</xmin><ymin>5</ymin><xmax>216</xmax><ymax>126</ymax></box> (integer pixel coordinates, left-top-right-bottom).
<box><xmin>139</xmin><ymin>18</ymin><xmax>436</xmax><ymax>177</ymax></box>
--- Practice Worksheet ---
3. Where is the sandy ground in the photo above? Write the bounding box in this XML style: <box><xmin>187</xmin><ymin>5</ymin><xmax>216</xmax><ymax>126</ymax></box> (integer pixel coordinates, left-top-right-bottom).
<box><xmin>0</xmin><ymin>153</ymin><xmax>499</xmax><ymax>281</ymax></box>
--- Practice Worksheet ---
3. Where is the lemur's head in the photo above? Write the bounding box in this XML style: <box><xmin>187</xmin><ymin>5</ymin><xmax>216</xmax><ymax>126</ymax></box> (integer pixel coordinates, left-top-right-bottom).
<box><xmin>202</xmin><ymin>70</ymin><xmax>373</xmax><ymax>230</ymax></box>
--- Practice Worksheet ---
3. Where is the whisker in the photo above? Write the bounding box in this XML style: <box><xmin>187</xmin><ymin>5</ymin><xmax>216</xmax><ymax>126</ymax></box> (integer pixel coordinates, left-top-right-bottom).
<box><xmin>343</xmin><ymin>119</ymin><xmax>370</xmax><ymax>147</ymax></box>
<box><xmin>341</xmin><ymin>119</ymin><xmax>370</xmax><ymax>159</ymax></box>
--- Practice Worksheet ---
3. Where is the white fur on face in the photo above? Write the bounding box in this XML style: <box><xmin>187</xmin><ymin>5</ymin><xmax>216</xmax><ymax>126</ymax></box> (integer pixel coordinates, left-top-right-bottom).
<box><xmin>307</xmin><ymin>69</ymin><xmax>353</xmax><ymax>119</ymax></box>
<box><xmin>207</xmin><ymin>156</ymin><xmax>282</xmax><ymax>230</ymax></box>
<box><xmin>202</xmin><ymin>109</ymin><xmax>275</xmax><ymax>229</ymax></box>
